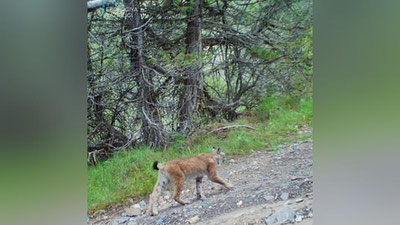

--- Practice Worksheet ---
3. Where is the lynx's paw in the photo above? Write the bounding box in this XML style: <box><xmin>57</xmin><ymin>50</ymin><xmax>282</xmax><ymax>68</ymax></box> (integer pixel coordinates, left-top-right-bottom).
<box><xmin>226</xmin><ymin>183</ymin><xmax>234</xmax><ymax>189</ymax></box>
<box><xmin>150</xmin><ymin>210</ymin><xmax>158</xmax><ymax>216</ymax></box>
<box><xmin>196</xmin><ymin>194</ymin><xmax>206</xmax><ymax>200</ymax></box>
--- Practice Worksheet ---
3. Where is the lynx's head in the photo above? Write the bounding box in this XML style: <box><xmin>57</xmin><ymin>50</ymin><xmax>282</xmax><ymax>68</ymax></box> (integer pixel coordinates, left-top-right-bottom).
<box><xmin>212</xmin><ymin>147</ymin><xmax>226</xmax><ymax>166</ymax></box>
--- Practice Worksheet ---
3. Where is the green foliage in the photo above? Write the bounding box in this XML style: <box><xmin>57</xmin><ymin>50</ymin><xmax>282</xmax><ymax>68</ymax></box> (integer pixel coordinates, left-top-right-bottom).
<box><xmin>256</xmin><ymin>96</ymin><xmax>279</xmax><ymax>120</ymax></box>
<box><xmin>181</xmin><ymin>6</ymin><xmax>193</xmax><ymax>13</ymax></box>
<box><xmin>88</xmin><ymin>95</ymin><xmax>312</xmax><ymax>212</ymax></box>
<box><xmin>250</xmin><ymin>46</ymin><xmax>280</xmax><ymax>61</ymax></box>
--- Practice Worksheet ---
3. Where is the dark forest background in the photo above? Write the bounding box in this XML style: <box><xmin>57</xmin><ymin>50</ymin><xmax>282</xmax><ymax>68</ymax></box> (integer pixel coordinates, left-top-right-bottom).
<box><xmin>87</xmin><ymin>0</ymin><xmax>312</xmax><ymax>164</ymax></box>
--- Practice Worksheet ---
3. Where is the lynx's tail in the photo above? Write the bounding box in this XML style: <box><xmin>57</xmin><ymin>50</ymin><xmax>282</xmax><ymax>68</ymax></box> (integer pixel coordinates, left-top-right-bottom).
<box><xmin>152</xmin><ymin>161</ymin><xmax>159</xmax><ymax>170</ymax></box>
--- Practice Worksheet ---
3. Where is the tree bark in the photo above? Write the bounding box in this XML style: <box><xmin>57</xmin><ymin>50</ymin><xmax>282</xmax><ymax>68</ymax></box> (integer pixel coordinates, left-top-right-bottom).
<box><xmin>177</xmin><ymin>0</ymin><xmax>203</xmax><ymax>133</ymax></box>
<box><xmin>124</xmin><ymin>0</ymin><xmax>167</xmax><ymax>148</ymax></box>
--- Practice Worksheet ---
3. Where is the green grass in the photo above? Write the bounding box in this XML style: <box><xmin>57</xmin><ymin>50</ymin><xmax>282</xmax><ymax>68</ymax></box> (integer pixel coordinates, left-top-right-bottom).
<box><xmin>87</xmin><ymin>95</ymin><xmax>312</xmax><ymax>213</ymax></box>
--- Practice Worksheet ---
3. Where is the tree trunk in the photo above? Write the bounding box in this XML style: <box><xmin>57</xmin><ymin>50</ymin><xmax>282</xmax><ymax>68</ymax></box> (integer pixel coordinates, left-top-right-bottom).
<box><xmin>178</xmin><ymin>0</ymin><xmax>203</xmax><ymax>133</ymax></box>
<box><xmin>124</xmin><ymin>0</ymin><xmax>167</xmax><ymax>148</ymax></box>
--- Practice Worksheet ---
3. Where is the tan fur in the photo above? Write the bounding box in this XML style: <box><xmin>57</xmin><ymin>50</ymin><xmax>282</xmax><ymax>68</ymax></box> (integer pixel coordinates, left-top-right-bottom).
<box><xmin>148</xmin><ymin>147</ymin><xmax>233</xmax><ymax>216</ymax></box>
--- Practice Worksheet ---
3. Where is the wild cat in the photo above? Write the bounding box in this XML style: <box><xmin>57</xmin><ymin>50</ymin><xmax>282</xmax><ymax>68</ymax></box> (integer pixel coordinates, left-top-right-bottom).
<box><xmin>148</xmin><ymin>147</ymin><xmax>233</xmax><ymax>216</ymax></box>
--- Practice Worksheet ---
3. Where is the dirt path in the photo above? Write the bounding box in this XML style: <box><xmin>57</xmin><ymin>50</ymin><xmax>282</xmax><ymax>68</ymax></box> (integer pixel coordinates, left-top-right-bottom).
<box><xmin>89</xmin><ymin>136</ymin><xmax>313</xmax><ymax>225</ymax></box>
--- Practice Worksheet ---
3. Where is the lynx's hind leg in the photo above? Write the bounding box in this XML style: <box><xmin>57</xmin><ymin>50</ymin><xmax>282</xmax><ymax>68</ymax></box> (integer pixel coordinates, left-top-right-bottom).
<box><xmin>149</xmin><ymin>170</ymin><xmax>169</xmax><ymax>216</ymax></box>
<box><xmin>169</xmin><ymin>168</ymin><xmax>189</xmax><ymax>205</ymax></box>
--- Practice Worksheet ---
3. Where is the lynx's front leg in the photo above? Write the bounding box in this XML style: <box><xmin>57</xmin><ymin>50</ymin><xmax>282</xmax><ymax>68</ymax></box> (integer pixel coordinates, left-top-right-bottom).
<box><xmin>196</xmin><ymin>176</ymin><xmax>206</xmax><ymax>200</ymax></box>
<box><xmin>207</xmin><ymin>162</ymin><xmax>233</xmax><ymax>189</ymax></box>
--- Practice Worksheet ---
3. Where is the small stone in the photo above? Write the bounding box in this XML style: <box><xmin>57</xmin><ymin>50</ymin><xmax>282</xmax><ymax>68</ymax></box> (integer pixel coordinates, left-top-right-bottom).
<box><xmin>117</xmin><ymin>216</ymin><xmax>130</xmax><ymax>224</ymax></box>
<box><xmin>127</xmin><ymin>222</ymin><xmax>138</xmax><ymax>225</ymax></box>
<box><xmin>237</xmin><ymin>201</ymin><xmax>243</xmax><ymax>206</ymax></box>
<box><xmin>132</xmin><ymin>203</ymin><xmax>141</xmax><ymax>209</ymax></box>
<box><xmin>280</xmin><ymin>193</ymin><xmax>289</xmax><ymax>200</ymax></box>
<box><xmin>125</xmin><ymin>208</ymin><xmax>141</xmax><ymax>217</ymax></box>
<box><xmin>295</xmin><ymin>214</ymin><xmax>303</xmax><ymax>222</ymax></box>
<box><xmin>164</xmin><ymin>195</ymin><xmax>170</xmax><ymax>200</ymax></box>
<box><xmin>295</xmin><ymin>199</ymin><xmax>303</xmax><ymax>203</ymax></box>
<box><xmin>95</xmin><ymin>209</ymin><xmax>106</xmax><ymax>215</ymax></box>
<box><xmin>263</xmin><ymin>195</ymin><xmax>274</xmax><ymax>201</ymax></box>
<box><xmin>139</xmin><ymin>200</ymin><xmax>146</xmax><ymax>208</ymax></box>
<box><xmin>187</xmin><ymin>215</ymin><xmax>200</xmax><ymax>224</ymax></box>
<box><xmin>229</xmin><ymin>159</ymin><xmax>235</xmax><ymax>163</ymax></box>
<box><xmin>265</xmin><ymin>204</ymin><xmax>295</xmax><ymax>225</ymax></box>
<box><xmin>128</xmin><ymin>198</ymin><xmax>134</xmax><ymax>204</ymax></box>
<box><xmin>156</xmin><ymin>218</ymin><xmax>164</xmax><ymax>224</ymax></box>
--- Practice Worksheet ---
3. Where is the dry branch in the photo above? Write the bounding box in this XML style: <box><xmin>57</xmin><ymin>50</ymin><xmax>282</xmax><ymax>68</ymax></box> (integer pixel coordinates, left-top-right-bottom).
<box><xmin>207</xmin><ymin>125</ymin><xmax>255</xmax><ymax>135</ymax></box>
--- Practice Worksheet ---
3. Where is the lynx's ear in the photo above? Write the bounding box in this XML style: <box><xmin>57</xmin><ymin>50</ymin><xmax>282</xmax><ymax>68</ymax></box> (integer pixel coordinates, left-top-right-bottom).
<box><xmin>217</xmin><ymin>147</ymin><xmax>222</xmax><ymax>154</ymax></box>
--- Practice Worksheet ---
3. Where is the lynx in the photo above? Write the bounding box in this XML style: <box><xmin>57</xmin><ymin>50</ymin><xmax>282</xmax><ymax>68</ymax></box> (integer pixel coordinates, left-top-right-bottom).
<box><xmin>148</xmin><ymin>147</ymin><xmax>233</xmax><ymax>216</ymax></box>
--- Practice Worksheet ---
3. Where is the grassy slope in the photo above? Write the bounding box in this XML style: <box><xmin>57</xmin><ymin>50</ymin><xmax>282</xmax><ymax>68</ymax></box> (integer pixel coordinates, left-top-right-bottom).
<box><xmin>87</xmin><ymin>96</ymin><xmax>312</xmax><ymax>213</ymax></box>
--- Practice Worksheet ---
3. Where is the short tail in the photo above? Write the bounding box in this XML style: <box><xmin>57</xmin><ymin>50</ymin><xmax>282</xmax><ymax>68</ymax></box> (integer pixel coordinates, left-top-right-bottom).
<box><xmin>152</xmin><ymin>161</ymin><xmax>159</xmax><ymax>170</ymax></box>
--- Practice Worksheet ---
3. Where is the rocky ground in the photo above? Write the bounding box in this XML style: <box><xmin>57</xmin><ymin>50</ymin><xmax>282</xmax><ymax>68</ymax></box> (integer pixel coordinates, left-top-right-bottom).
<box><xmin>88</xmin><ymin>132</ymin><xmax>313</xmax><ymax>225</ymax></box>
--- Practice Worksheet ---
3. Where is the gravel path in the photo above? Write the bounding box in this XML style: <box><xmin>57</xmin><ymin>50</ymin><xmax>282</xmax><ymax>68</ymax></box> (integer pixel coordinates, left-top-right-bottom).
<box><xmin>89</xmin><ymin>134</ymin><xmax>313</xmax><ymax>225</ymax></box>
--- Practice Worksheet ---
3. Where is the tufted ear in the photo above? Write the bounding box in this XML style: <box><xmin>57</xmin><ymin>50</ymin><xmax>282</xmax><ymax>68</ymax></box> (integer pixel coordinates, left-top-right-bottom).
<box><xmin>217</xmin><ymin>147</ymin><xmax>222</xmax><ymax>154</ymax></box>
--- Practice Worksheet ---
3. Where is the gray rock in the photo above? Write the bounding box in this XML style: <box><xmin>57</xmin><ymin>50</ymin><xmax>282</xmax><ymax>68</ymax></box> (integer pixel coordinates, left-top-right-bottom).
<box><xmin>131</xmin><ymin>203</ymin><xmax>141</xmax><ymax>209</ymax></box>
<box><xmin>125</xmin><ymin>207</ymin><xmax>141</xmax><ymax>217</ymax></box>
<box><xmin>229</xmin><ymin>159</ymin><xmax>235</xmax><ymax>163</ymax></box>
<box><xmin>127</xmin><ymin>222</ymin><xmax>138</xmax><ymax>225</ymax></box>
<box><xmin>265</xmin><ymin>203</ymin><xmax>295</xmax><ymax>225</ymax></box>
<box><xmin>280</xmin><ymin>192</ymin><xmax>289</xmax><ymax>200</ymax></box>
<box><xmin>263</xmin><ymin>195</ymin><xmax>274</xmax><ymax>201</ymax></box>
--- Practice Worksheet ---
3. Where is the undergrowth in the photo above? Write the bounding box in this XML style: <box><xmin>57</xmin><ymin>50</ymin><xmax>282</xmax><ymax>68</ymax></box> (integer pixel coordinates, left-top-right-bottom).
<box><xmin>88</xmin><ymin>95</ymin><xmax>312</xmax><ymax>213</ymax></box>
